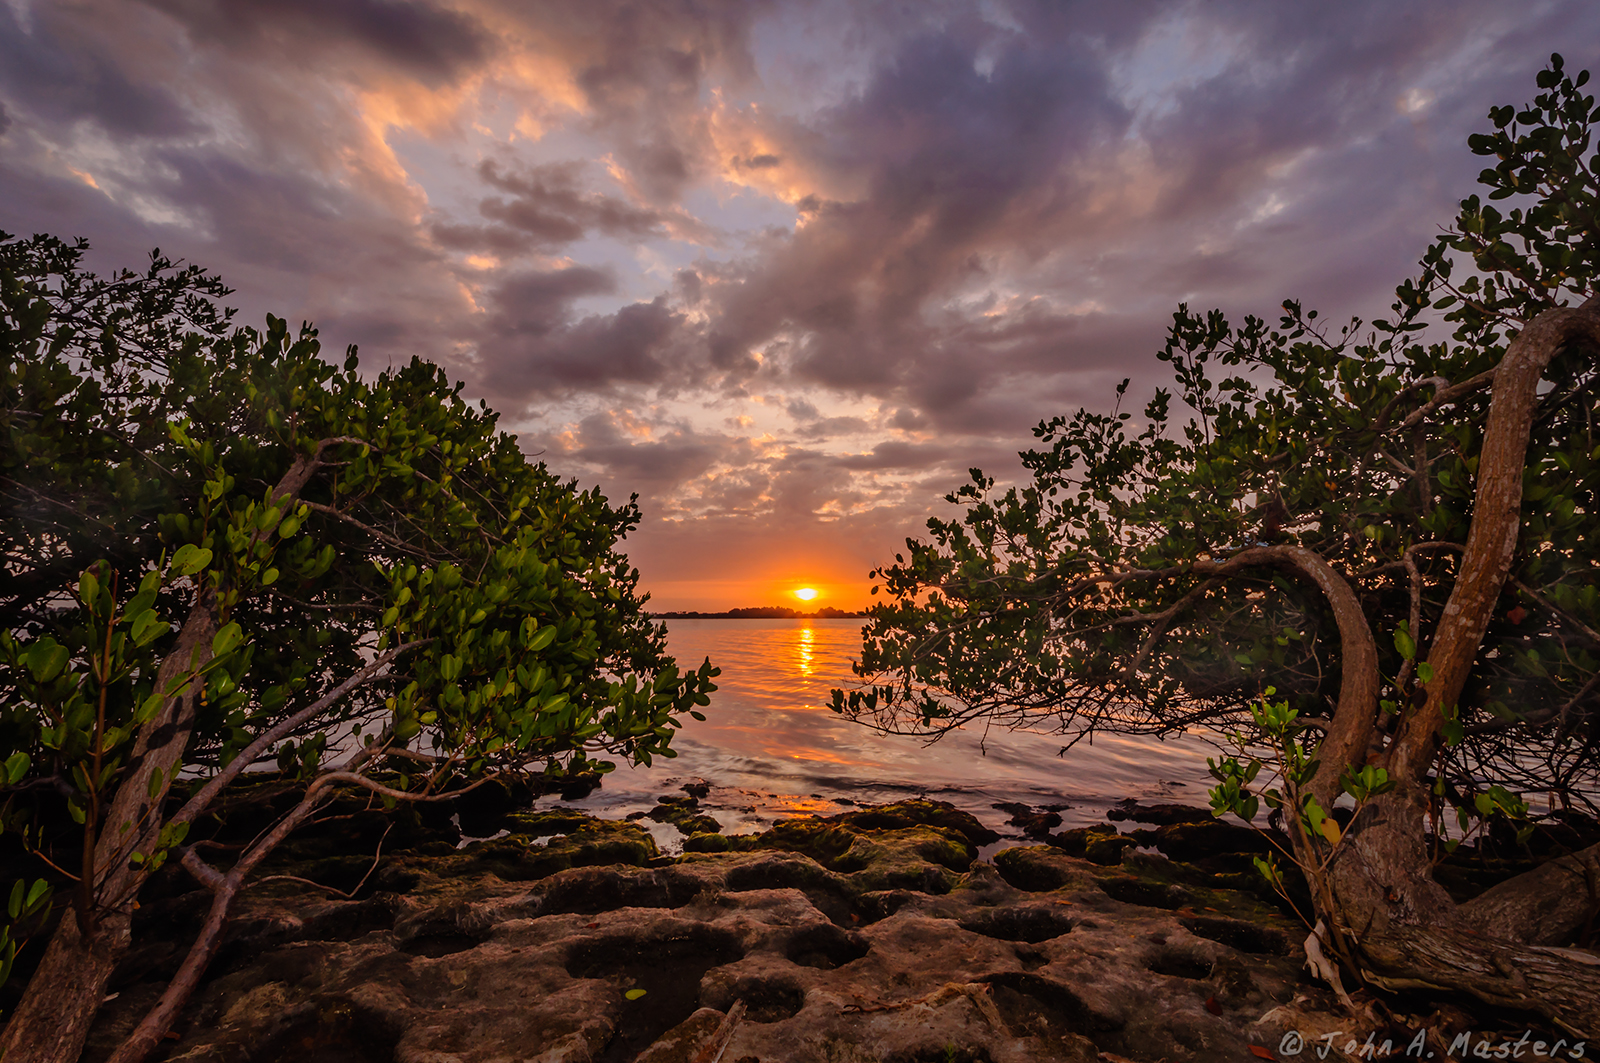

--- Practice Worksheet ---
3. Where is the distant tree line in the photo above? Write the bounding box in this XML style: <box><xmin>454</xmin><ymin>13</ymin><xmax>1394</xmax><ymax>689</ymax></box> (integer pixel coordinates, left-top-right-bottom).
<box><xmin>654</xmin><ymin>606</ymin><xmax>861</xmax><ymax>619</ymax></box>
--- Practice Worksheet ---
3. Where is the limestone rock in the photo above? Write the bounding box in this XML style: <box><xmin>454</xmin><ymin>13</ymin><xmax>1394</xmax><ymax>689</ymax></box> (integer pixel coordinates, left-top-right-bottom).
<box><xmin>86</xmin><ymin>811</ymin><xmax>1308</xmax><ymax>1063</ymax></box>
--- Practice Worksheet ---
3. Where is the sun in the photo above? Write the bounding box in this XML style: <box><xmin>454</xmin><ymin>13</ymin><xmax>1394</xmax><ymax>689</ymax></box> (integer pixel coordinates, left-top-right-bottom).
<box><xmin>794</xmin><ymin>587</ymin><xmax>818</xmax><ymax>601</ymax></box>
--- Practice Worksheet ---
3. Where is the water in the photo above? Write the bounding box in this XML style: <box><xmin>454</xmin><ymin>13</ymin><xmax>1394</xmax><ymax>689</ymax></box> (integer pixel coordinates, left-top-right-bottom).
<box><xmin>535</xmin><ymin>619</ymin><xmax>1227</xmax><ymax>853</ymax></box>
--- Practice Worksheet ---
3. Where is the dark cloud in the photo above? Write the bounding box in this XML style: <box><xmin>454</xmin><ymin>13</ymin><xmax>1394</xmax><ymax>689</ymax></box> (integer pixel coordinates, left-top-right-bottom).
<box><xmin>0</xmin><ymin>4</ymin><xmax>195</xmax><ymax>138</ymax></box>
<box><xmin>477</xmin><ymin>269</ymin><xmax>687</xmax><ymax>397</ymax></box>
<box><xmin>833</xmin><ymin>441</ymin><xmax>952</xmax><ymax>471</ymax></box>
<box><xmin>144</xmin><ymin>0</ymin><xmax>491</xmax><ymax>85</ymax></box>
<box><xmin>450</xmin><ymin>159</ymin><xmax>665</xmax><ymax>252</ymax></box>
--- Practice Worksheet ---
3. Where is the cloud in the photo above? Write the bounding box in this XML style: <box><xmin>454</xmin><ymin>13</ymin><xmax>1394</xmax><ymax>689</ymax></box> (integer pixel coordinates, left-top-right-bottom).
<box><xmin>0</xmin><ymin>3</ymin><xmax>195</xmax><ymax>139</ymax></box>
<box><xmin>3</xmin><ymin>0</ymin><xmax>1598</xmax><ymax>607</ymax></box>
<box><xmin>476</xmin><ymin>268</ymin><xmax>687</xmax><ymax>397</ymax></box>
<box><xmin>439</xmin><ymin>158</ymin><xmax>667</xmax><ymax>253</ymax></box>
<box><xmin>144</xmin><ymin>0</ymin><xmax>492</xmax><ymax>86</ymax></box>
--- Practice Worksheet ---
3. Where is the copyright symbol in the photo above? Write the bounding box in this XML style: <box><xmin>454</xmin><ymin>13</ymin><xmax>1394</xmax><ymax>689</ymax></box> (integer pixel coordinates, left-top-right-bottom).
<box><xmin>1280</xmin><ymin>1031</ymin><xmax>1306</xmax><ymax>1056</ymax></box>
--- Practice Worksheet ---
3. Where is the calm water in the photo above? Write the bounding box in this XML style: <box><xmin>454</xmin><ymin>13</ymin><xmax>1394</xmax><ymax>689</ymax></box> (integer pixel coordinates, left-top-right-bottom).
<box><xmin>534</xmin><ymin>619</ymin><xmax>1226</xmax><ymax>852</ymax></box>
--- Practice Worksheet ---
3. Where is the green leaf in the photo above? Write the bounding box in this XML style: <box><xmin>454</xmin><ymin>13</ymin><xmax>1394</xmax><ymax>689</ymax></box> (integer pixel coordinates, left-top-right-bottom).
<box><xmin>624</xmin><ymin>989</ymin><xmax>647</xmax><ymax>1000</ymax></box>
<box><xmin>1393</xmin><ymin>625</ymin><xmax>1416</xmax><ymax>661</ymax></box>
<box><xmin>171</xmin><ymin>544</ymin><xmax>213</xmax><ymax>576</ymax></box>
<box><xmin>4</xmin><ymin>752</ymin><xmax>29</xmax><ymax>785</ymax></box>
<box><xmin>25</xmin><ymin>639</ymin><xmax>70</xmax><ymax>684</ymax></box>
<box><xmin>24</xmin><ymin>880</ymin><xmax>48</xmax><ymax>913</ymax></box>
<box><xmin>129</xmin><ymin>609</ymin><xmax>169</xmax><ymax>647</ymax></box>
<box><xmin>212</xmin><ymin>622</ymin><xmax>244</xmax><ymax>657</ymax></box>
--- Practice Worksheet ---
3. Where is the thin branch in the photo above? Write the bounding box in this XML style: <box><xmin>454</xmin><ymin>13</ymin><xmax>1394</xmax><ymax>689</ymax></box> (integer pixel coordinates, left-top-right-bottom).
<box><xmin>298</xmin><ymin>501</ymin><xmax>434</xmax><ymax>559</ymax></box>
<box><xmin>168</xmin><ymin>640</ymin><xmax>430</xmax><ymax>830</ymax></box>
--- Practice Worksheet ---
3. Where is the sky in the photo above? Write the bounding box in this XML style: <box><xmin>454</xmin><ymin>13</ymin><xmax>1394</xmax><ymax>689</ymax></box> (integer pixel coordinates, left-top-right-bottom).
<box><xmin>3</xmin><ymin>0</ymin><xmax>1596</xmax><ymax>611</ymax></box>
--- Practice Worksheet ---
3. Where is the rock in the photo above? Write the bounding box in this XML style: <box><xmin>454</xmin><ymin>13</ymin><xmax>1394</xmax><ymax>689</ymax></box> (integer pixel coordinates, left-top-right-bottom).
<box><xmin>1106</xmin><ymin>801</ymin><xmax>1214</xmax><ymax>826</ymax></box>
<box><xmin>464</xmin><ymin>819</ymin><xmax>661</xmax><ymax>880</ymax></box>
<box><xmin>633</xmin><ymin>1006</ymin><xmax>726</xmax><ymax>1062</ymax></box>
<box><xmin>1130</xmin><ymin>820</ymin><xmax>1272</xmax><ymax>862</ymax></box>
<box><xmin>1046</xmin><ymin>826</ymin><xmax>1139</xmax><ymax>865</ymax></box>
<box><xmin>503</xmin><ymin>808</ymin><xmax>597</xmax><ymax>837</ymax></box>
<box><xmin>828</xmin><ymin>799</ymin><xmax>1001</xmax><ymax>847</ymax></box>
<box><xmin>649</xmin><ymin>795</ymin><xmax>724</xmax><ymax>836</ymax></box>
<box><xmin>86</xmin><ymin>807</ymin><xmax>1312</xmax><ymax>1063</ymax></box>
<box><xmin>993</xmin><ymin>802</ymin><xmax>1064</xmax><ymax>839</ymax></box>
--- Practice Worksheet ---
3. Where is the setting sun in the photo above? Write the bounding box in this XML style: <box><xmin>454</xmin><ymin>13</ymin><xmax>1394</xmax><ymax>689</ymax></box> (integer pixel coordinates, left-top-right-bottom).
<box><xmin>794</xmin><ymin>588</ymin><xmax>818</xmax><ymax>601</ymax></box>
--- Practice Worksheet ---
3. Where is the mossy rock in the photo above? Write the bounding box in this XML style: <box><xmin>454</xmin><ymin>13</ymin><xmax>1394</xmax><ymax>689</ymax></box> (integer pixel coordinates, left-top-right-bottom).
<box><xmin>647</xmin><ymin>798</ymin><xmax>722</xmax><ymax>836</ymax></box>
<box><xmin>1128</xmin><ymin>820</ymin><xmax>1273</xmax><ymax>864</ymax></box>
<box><xmin>993</xmin><ymin>845</ymin><xmax>1100</xmax><ymax>892</ymax></box>
<box><xmin>737</xmin><ymin>816</ymin><xmax>977</xmax><ymax>895</ymax></box>
<box><xmin>683</xmin><ymin>832</ymin><xmax>761</xmax><ymax>854</ymax></box>
<box><xmin>1047</xmin><ymin>825</ymin><xmax>1137</xmax><ymax>865</ymax></box>
<box><xmin>832</xmin><ymin>827</ymin><xmax>974</xmax><ymax>894</ymax></box>
<box><xmin>751</xmin><ymin>819</ymin><xmax>864</xmax><ymax>869</ymax></box>
<box><xmin>464</xmin><ymin>821</ymin><xmax>659</xmax><ymax>880</ymax></box>
<box><xmin>502</xmin><ymin>808</ymin><xmax>600</xmax><ymax>837</ymax></box>
<box><xmin>827</xmin><ymin>799</ymin><xmax>999</xmax><ymax>847</ymax></box>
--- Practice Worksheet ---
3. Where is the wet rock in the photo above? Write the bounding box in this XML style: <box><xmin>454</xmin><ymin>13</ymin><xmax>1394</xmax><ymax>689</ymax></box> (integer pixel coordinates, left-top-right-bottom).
<box><xmin>1046</xmin><ymin>825</ymin><xmax>1139</xmax><ymax>865</ymax></box>
<box><xmin>466</xmin><ymin>819</ymin><xmax>661</xmax><ymax>880</ymax></box>
<box><xmin>649</xmin><ymin>795</ymin><xmax>724</xmax><ymax>836</ymax></box>
<box><xmin>829</xmin><ymin>799</ymin><xmax>1001</xmax><ymax>847</ymax></box>
<box><xmin>1106</xmin><ymin>800</ymin><xmax>1214</xmax><ymax>826</ymax></box>
<box><xmin>503</xmin><ymin>807</ymin><xmax>598</xmax><ymax>837</ymax></box>
<box><xmin>993</xmin><ymin>802</ymin><xmax>1064</xmax><ymax>839</ymax></box>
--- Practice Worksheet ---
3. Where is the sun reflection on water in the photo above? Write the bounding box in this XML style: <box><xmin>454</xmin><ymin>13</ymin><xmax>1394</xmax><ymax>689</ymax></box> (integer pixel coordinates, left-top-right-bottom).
<box><xmin>795</xmin><ymin>622</ymin><xmax>815</xmax><ymax>677</ymax></box>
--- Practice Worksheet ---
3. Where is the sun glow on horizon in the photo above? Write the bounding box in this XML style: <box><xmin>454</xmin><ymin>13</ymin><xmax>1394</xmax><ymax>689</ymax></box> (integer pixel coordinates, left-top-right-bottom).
<box><xmin>794</xmin><ymin>587</ymin><xmax>819</xmax><ymax>601</ymax></box>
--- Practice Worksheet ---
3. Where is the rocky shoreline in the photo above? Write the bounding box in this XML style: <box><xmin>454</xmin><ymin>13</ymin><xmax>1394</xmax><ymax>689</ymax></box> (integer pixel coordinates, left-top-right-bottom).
<box><xmin>75</xmin><ymin>787</ymin><xmax>1592</xmax><ymax>1063</ymax></box>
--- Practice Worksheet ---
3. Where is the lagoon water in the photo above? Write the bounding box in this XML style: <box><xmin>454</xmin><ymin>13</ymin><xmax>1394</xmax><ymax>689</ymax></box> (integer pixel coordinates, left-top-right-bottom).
<box><xmin>532</xmin><ymin>619</ymin><xmax>1227</xmax><ymax>852</ymax></box>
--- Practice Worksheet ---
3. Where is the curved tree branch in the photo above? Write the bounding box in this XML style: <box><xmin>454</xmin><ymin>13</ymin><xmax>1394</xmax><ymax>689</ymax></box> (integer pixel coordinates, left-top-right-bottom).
<box><xmin>1391</xmin><ymin>298</ymin><xmax>1600</xmax><ymax>783</ymax></box>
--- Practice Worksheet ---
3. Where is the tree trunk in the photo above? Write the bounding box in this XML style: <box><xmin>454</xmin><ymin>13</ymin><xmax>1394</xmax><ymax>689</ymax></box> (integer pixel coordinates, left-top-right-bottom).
<box><xmin>0</xmin><ymin>447</ymin><xmax>333</xmax><ymax>1062</ymax></box>
<box><xmin>1302</xmin><ymin>301</ymin><xmax>1600</xmax><ymax>1036</ymax></box>
<box><xmin>1360</xmin><ymin>925</ymin><xmax>1600</xmax><ymax>1037</ymax></box>
<box><xmin>0</xmin><ymin>909</ymin><xmax>129</xmax><ymax>1063</ymax></box>
<box><xmin>0</xmin><ymin>603</ymin><xmax>215</xmax><ymax>1063</ymax></box>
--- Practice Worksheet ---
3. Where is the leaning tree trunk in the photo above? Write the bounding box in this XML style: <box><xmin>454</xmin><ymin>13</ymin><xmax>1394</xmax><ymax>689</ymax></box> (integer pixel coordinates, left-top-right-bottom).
<box><xmin>1301</xmin><ymin>300</ymin><xmax>1600</xmax><ymax>1036</ymax></box>
<box><xmin>0</xmin><ymin>604</ymin><xmax>215</xmax><ymax>1063</ymax></box>
<box><xmin>0</xmin><ymin>447</ymin><xmax>333</xmax><ymax>1062</ymax></box>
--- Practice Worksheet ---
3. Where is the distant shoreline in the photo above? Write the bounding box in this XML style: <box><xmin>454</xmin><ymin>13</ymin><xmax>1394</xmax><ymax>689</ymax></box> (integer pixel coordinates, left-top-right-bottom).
<box><xmin>650</xmin><ymin>607</ymin><xmax>864</xmax><ymax>619</ymax></box>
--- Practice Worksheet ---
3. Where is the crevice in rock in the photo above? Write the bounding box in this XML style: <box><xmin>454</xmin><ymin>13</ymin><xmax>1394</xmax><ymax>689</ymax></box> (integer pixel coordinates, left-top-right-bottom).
<box><xmin>957</xmin><ymin>906</ymin><xmax>1074</xmax><ymax>943</ymax></box>
<box><xmin>399</xmin><ymin>932</ymin><xmax>481</xmax><ymax>958</ymax></box>
<box><xmin>565</xmin><ymin>927</ymin><xmax>745</xmax><ymax>1063</ymax></box>
<box><xmin>978</xmin><ymin>971</ymin><xmax>1123</xmax><ymax>1034</ymax></box>
<box><xmin>1097</xmin><ymin>876</ymin><xmax>1192</xmax><ymax>910</ymax></box>
<box><xmin>252</xmin><ymin>999</ymin><xmax>402</xmax><ymax>1063</ymax></box>
<box><xmin>883</xmin><ymin>1047</ymin><xmax>996</xmax><ymax>1063</ymax></box>
<box><xmin>718</xmin><ymin>861</ymin><xmax>861</xmax><ymax>927</ymax></box>
<box><xmin>700</xmin><ymin>974</ymin><xmax>806</xmax><ymax>1024</ymax></box>
<box><xmin>855</xmin><ymin>888</ymin><xmax>919</xmax><ymax>924</ymax></box>
<box><xmin>785</xmin><ymin>923</ymin><xmax>871</xmax><ymax>969</ymax></box>
<box><xmin>1146</xmin><ymin>950</ymin><xmax>1214</xmax><ymax>980</ymax></box>
<box><xmin>1179</xmin><ymin>916</ymin><xmax>1289</xmax><ymax>955</ymax></box>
